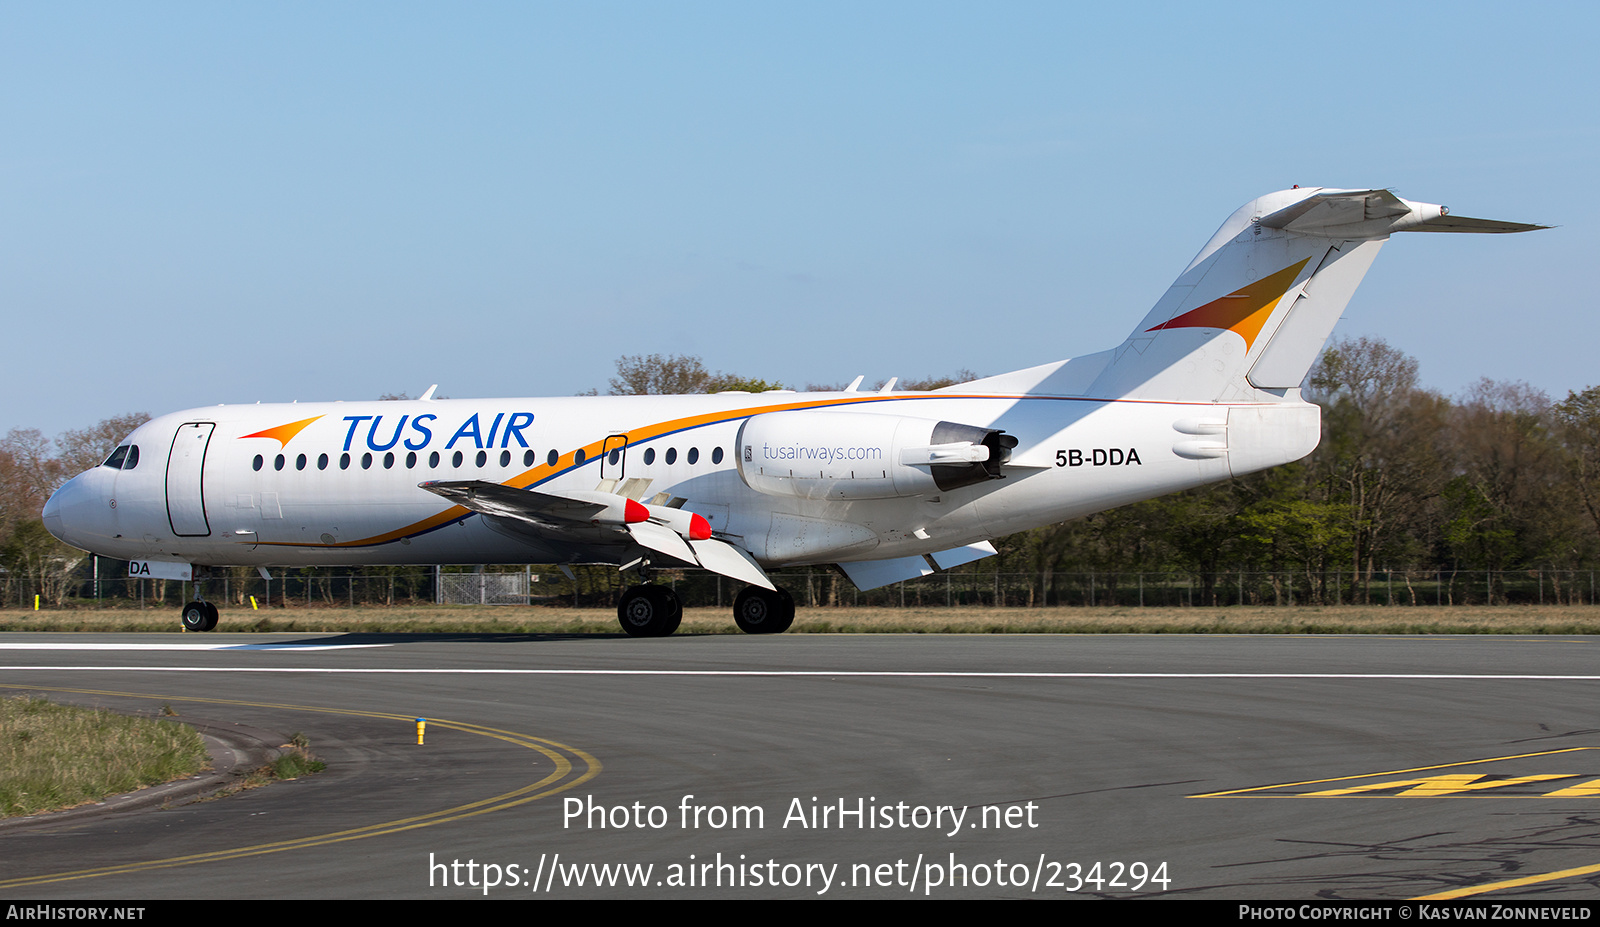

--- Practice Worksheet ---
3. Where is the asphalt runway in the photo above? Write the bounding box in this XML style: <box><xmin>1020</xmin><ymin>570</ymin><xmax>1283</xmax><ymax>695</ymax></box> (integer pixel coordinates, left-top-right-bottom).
<box><xmin>3</xmin><ymin>631</ymin><xmax>1600</xmax><ymax>900</ymax></box>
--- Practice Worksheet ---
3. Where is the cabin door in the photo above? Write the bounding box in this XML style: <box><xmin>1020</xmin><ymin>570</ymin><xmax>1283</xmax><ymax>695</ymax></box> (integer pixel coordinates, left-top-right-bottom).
<box><xmin>166</xmin><ymin>422</ymin><xmax>214</xmax><ymax>537</ymax></box>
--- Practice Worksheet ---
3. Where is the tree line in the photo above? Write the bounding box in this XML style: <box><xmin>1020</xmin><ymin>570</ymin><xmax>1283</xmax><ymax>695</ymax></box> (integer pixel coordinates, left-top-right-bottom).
<box><xmin>6</xmin><ymin>341</ymin><xmax>1600</xmax><ymax>607</ymax></box>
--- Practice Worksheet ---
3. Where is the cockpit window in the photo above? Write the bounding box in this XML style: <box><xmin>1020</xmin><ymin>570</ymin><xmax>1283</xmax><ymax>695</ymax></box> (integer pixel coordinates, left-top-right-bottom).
<box><xmin>101</xmin><ymin>444</ymin><xmax>142</xmax><ymax>470</ymax></box>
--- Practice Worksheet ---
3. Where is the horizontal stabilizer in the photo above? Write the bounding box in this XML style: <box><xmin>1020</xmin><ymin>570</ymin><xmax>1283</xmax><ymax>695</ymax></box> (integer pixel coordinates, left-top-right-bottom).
<box><xmin>1260</xmin><ymin>188</ymin><xmax>1547</xmax><ymax>237</ymax></box>
<box><xmin>1404</xmin><ymin>214</ymin><xmax>1550</xmax><ymax>233</ymax></box>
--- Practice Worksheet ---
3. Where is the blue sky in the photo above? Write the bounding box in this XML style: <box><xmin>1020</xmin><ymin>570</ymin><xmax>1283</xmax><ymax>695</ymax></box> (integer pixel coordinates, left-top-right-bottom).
<box><xmin>2</xmin><ymin>2</ymin><xmax>1591</xmax><ymax>436</ymax></box>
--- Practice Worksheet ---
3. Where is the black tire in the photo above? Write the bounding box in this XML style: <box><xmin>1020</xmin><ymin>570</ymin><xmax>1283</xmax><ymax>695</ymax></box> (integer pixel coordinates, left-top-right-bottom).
<box><xmin>180</xmin><ymin>601</ymin><xmax>211</xmax><ymax>632</ymax></box>
<box><xmin>202</xmin><ymin>601</ymin><xmax>220</xmax><ymax>632</ymax></box>
<box><xmin>733</xmin><ymin>586</ymin><xmax>794</xmax><ymax>634</ymax></box>
<box><xmin>617</xmin><ymin>585</ymin><xmax>682</xmax><ymax>638</ymax></box>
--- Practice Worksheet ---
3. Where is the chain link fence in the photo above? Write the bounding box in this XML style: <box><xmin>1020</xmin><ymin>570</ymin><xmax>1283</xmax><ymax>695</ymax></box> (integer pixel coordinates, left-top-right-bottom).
<box><xmin>20</xmin><ymin>558</ymin><xmax>1600</xmax><ymax>609</ymax></box>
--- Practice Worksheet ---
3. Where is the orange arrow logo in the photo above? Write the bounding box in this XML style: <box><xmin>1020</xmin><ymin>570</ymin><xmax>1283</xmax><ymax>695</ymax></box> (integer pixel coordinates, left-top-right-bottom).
<box><xmin>240</xmin><ymin>415</ymin><xmax>325</xmax><ymax>448</ymax></box>
<box><xmin>1146</xmin><ymin>258</ymin><xmax>1311</xmax><ymax>352</ymax></box>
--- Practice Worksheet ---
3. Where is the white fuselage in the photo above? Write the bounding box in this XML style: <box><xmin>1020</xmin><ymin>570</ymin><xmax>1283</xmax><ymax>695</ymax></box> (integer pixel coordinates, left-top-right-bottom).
<box><xmin>43</xmin><ymin>389</ymin><xmax>1313</xmax><ymax>571</ymax></box>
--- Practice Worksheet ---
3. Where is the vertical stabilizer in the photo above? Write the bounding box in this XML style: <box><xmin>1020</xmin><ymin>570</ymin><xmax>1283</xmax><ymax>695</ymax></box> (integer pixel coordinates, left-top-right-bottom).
<box><xmin>1081</xmin><ymin>187</ymin><xmax>1543</xmax><ymax>403</ymax></box>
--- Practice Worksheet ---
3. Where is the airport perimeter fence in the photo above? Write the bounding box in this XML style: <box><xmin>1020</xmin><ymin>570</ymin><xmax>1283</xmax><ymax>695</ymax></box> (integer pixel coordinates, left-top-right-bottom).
<box><xmin>20</xmin><ymin>558</ymin><xmax>1600</xmax><ymax>609</ymax></box>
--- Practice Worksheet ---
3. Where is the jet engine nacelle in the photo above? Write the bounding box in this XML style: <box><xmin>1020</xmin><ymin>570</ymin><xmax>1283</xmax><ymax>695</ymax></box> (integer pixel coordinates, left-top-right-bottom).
<box><xmin>735</xmin><ymin>411</ymin><xmax>1015</xmax><ymax>500</ymax></box>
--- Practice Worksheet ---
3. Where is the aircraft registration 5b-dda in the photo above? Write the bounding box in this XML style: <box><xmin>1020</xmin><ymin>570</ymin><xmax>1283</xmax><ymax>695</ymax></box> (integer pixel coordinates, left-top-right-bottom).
<box><xmin>43</xmin><ymin>187</ymin><xmax>1544</xmax><ymax>635</ymax></box>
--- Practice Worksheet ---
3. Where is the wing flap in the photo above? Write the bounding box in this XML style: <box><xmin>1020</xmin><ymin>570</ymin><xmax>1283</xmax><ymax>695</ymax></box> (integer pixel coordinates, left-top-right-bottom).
<box><xmin>423</xmin><ymin>479</ymin><xmax>773</xmax><ymax>588</ymax></box>
<box><xmin>626</xmin><ymin>520</ymin><xmax>698</xmax><ymax>565</ymax></box>
<box><xmin>690</xmin><ymin>538</ymin><xmax>776</xmax><ymax>590</ymax></box>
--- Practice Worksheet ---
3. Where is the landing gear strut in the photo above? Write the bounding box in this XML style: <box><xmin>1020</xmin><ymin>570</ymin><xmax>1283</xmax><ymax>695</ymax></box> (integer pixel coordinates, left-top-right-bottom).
<box><xmin>733</xmin><ymin>586</ymin><xmax>794</xmax><ymax>634</ymax></box>
<box><xmin>180</xmin><ymin>600</ymin><xmax>219</xmax><ymax>632</ymax></box>
<box><xmin>617</xmin><ymin>584</ymin><xmax>683</xmax><ymax>637</ymax></box>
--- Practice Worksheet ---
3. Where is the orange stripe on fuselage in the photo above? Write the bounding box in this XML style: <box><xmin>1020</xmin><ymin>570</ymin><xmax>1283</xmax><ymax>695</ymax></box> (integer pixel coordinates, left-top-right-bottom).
<box><xmin>251</xmin><ymin>390</ymin><xmax>1258</xmax><ymax>550</ymax></box>
<box><xmin>257</xmin><ymin>394</ymin><xmax>927</xmax><ymax>549</ymax></box>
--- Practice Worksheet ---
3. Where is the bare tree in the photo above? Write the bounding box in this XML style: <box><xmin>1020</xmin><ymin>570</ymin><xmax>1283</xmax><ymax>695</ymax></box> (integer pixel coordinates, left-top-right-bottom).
<box><xmin>608</xmin><ymin>354</ymin><xmax>783</xmax><ymax>395</ymax></box>
<box><xmin>0</xmin><ymin>429</ymin><xmax>67</xmax><ymax>515</ymax></box>
<box><xmin>1308</xmin><ymin>337</ymin><xmax>1447</xmax><ymax>601</ymax></box>
<box><xmin>1554</xmin><ymin>385</ymin><xmax>1600</xmax><ymax>544</ymax></box>
<box><xmin>56</xmin><ymin>413</ymin><xmax>151</xmax><ymax>478</ymax></box>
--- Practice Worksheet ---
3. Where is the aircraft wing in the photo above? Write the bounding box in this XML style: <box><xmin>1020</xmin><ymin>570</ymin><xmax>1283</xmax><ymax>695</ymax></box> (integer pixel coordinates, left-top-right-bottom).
<box><xmin>419</xmin><ymin>480</ymin><xmax>631</xmax><ymax>528</ymax></box>
<box><xmin>419</xmin><ymin>480</ymin><xmax>775</xmax><ymax>589</ymax></box>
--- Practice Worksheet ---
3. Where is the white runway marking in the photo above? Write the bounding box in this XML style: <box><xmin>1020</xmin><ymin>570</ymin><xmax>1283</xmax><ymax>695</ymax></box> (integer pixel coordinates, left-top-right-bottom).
<box><xmin>0</xmin><ymin>643</ymin><xmax>387</xmax><ymax>652</ymax></box>
<box><xmin>1</xmin><ymin>667</ymin><xmax>1599</xmax><ymax>680</ymax></box>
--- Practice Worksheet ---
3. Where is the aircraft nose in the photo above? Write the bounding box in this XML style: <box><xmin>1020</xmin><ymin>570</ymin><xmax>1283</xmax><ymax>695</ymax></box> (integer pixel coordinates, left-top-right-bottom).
<box><xmin>43</xmin><ymin>473</ymin><xmax>97</xmax><ymax>549</ymax></box>
<box><xmin>41</xmin><ymin>486</ymin><xmax>65</xmax><ymax>541</ymax></box>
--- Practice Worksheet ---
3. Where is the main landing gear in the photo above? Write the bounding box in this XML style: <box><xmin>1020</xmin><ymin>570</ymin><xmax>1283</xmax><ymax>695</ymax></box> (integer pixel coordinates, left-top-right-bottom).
<box><xmin>617</xmin><ymin>584</ymin><xmax>683</xmax><ymax>638</ymax></box>
<box><xmin>733</xmin><ymin>586</ymin><xmax>794</xmax><ymax>635</ymax></box>
<box><xmin>615</xmin><ymin>583</ymin><xmax>795</xmax><ymax>637</ymax></box>
<box><xmin>180</xmin><ymin>599</ymin><xmax>219</xmax><ymax>632</ymax></box>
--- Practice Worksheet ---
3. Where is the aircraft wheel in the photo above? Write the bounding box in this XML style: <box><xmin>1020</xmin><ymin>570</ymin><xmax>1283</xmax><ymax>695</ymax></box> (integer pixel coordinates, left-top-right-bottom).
<box><xmin>202</xmin><ymin>601</ymin><xmax>220</xmax><ymax>631</ymax></box>
<box><xmin>733</xmin><ymin>586</ymin><xmax>794</xmax><ymax>634</ymax></box>
<box><xmin>617</xmin><ymin>585</ymin><xmax>682</xmax><ymax>638</ymax></box>
<box><xmin>180</xmin><ymin>601</ymin><xmax>212</xmax><ymax>632</ymax></box>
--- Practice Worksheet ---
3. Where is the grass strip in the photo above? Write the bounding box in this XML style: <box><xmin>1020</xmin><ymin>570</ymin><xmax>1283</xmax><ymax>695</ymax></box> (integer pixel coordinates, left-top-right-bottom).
<box><xmin>0</xmin><ymin>696</ymin><xmax>207</xmax><ymax>817</ymax></box>
<box><xmin>4</xmin><ymin>604</ymin><xmax>1600</xmax><ymax>634</ymax></box>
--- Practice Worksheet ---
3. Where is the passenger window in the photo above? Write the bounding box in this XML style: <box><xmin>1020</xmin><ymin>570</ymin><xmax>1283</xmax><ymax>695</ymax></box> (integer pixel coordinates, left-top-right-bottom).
<box><xmin>452</xmin><ymin>451</ymin><xmax>463</xmax><ymax>468</ymax></box>
<box><xmin>318</xmin><ymin>453</ymin><xmax>329</xmax><ymax>470</ymax></box>
<box><xmin>665</xmin><ymin>448</ymin><xmax>677</xmax><ymax>465</ymax></box>
<box><xmin>687</xmin><ymin>447</ymin><xmax>699</xmax><ymax>465</ymax></box>
<box><xmin>429</xmin><ymin>451</ymin><xmax>440</xmax><ymax>468</ymax></box>
<box><xmin>524</xmin><ymin>449</ymin><xmax>535</xmax><ymax>467</ymax></box>
<box><xmin>340</xmin><ymin>453</ymin><xmax>350</xmax><ymax>470</ymax></box>
<box><xmin>383</xmin><ymin>452</ymin><xmax>395</xmax><ymax>469</ymax></box>
<box><xmin>475</xmin><ymin>450</ymin><xmax>487</xmax><ymax>467</ymax></box>
<box><xmin>406</xmin><ymin>451</ymin><xmax>417</xmax><ymax>468</ymax></box>
<box><xmin>575</xmin><ymin>449</ymin><xmax>586</xmax><ymax>465</ymax></box>
<box><xmin>547</xmin><ymin>449</ymin><xmax>558</xmax><ymax>467</ymax></box>
<box><xmin>252</xmin><ymin>454</ymin><xmax>264</xmax><ymax>472</ymax></box>
<box><xmin>643</xmin><ymin>448</ymin><xmax>656</xmax><ymax>465</ymax></box>
<box><xmin>296</xmin><ymin>454</ymin><xmax>307</xmax><ymax>471</ymax></box>
<box><xmin>500</xmin><ymin>450</ymin><xmax>511</xmax><ymax>467</ymax></box>
<box><xmin>712</xmin><ymin>447</ymin><xmax>723</xmax><ymax>465</ymax></box>
<box><xmin>275</xmin><ymin>454</ymin><xmax>286</xmax><ymax>471</ymax></box>
<box><xmin>361</xmin><ymin>453</ymin><xmax>373</xmax><ymax>470</ymax></box>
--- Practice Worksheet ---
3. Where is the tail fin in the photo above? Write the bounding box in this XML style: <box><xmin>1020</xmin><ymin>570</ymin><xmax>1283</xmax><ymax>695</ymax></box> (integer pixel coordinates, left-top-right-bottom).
<box><xmin>1085</xmin><ymin>187</ymin><xmax>1545</xmax><ymax>402</ymax></box>
<box><xmin>957</xmin><ymin>188</ymin><xmax>1543</xmax><ymax>402</ymax></box>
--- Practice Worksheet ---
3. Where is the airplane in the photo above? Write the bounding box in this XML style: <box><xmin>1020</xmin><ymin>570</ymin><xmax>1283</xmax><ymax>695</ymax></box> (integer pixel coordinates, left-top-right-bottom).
<box><xmin>42</xmin><ymin>187</ymin><xmax>1544</xmax><ymax>636</ymax></box>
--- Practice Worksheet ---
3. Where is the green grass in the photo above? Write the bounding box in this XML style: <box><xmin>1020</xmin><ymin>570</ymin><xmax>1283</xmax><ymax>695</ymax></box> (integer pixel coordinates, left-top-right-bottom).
<box><xmin>0</xmin><ymin>696</ymin><xmax>208</xmax><ymax>817</ymax></box>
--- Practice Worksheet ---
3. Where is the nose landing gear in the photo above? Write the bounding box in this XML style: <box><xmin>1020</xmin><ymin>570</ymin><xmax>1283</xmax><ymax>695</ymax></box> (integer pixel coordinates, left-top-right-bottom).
<box><xmin>180</xmin><ymin>599</ymin><xmax>219</xmax><ymax>632</ymax></box>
